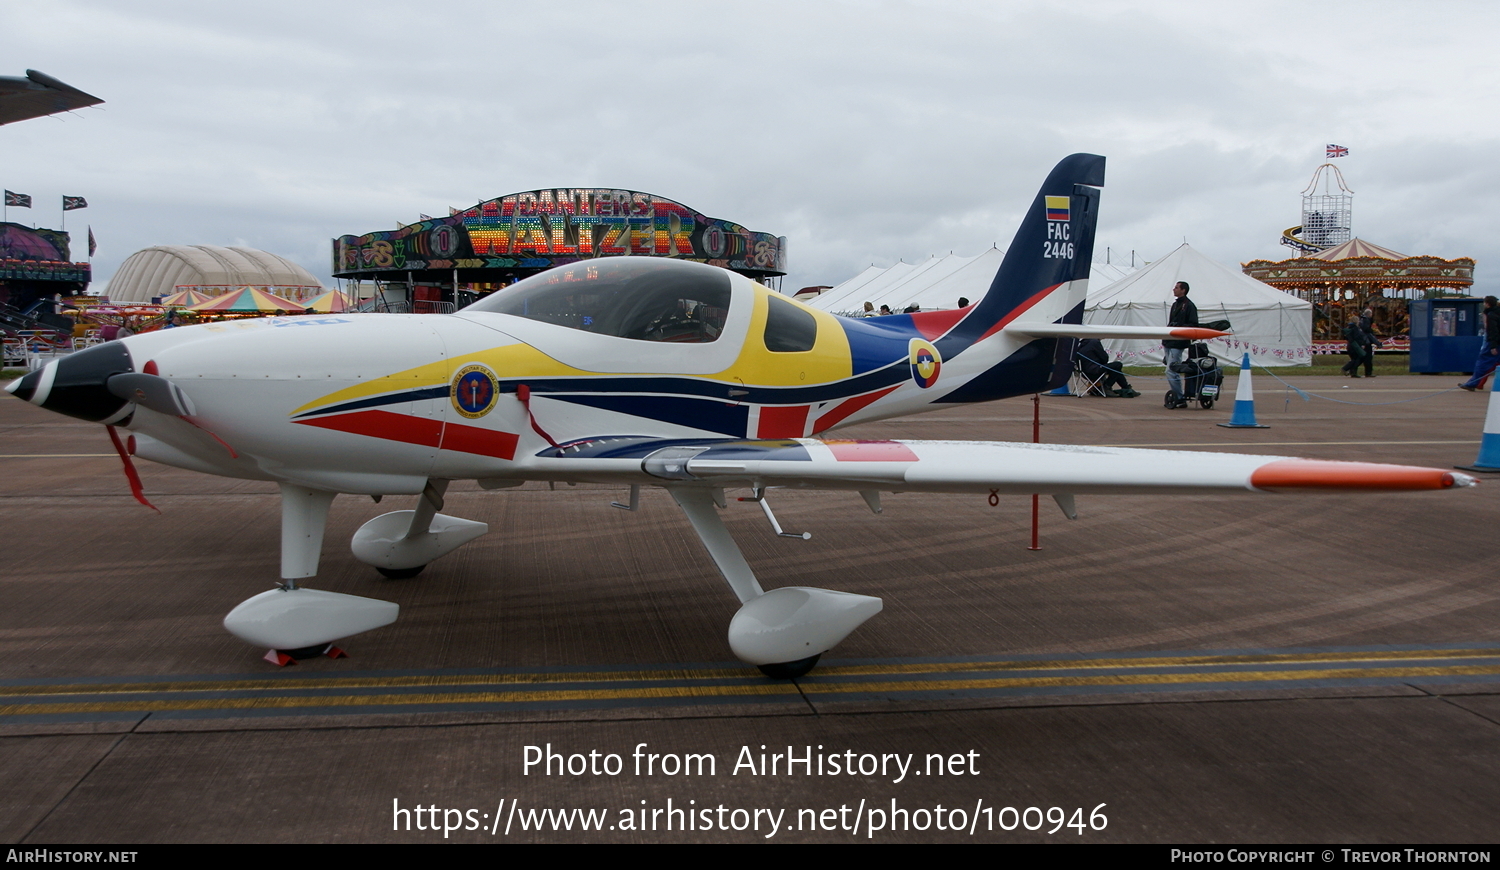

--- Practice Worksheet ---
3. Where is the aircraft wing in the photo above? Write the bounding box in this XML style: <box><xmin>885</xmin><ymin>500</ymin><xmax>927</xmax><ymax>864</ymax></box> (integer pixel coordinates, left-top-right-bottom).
<box><xmin>529</xmin><ymin>437</ymin><xmax>1472</xmax><ymax>495</ymax></box>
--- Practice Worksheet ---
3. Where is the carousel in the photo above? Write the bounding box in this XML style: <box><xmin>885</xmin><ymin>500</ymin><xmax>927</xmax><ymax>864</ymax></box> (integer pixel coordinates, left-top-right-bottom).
<box><xmin>1242</xmin><ymin>162</ymin><xmax>1474</xmax><ymax>351</ymax></box>
<box><xmin>1242</xmin><ymin>238</ymin><xmax>1474</xmax><ymax>351</ymax></box>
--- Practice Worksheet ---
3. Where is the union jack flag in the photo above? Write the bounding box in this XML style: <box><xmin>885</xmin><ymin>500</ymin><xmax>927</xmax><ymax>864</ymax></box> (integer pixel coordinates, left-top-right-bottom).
<box><xmin>1327</xmin><ymin>144</ymin><xmax>1349</xmax><ymax>159</ymax></box>
<box><xmin>4</xmin><ymin>190</ymin><xmax>31</xmax><ymax>208</ymax></box>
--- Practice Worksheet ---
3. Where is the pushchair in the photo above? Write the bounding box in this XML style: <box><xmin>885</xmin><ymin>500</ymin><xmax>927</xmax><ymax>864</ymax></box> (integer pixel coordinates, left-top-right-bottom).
<box><xmin>1164</xmin><ymin>341</ymin><xmax>1223</xmax><ymax>409</ymax></box>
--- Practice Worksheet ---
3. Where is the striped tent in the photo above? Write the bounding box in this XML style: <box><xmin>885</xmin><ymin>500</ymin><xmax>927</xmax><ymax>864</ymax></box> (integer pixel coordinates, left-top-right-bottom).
<box><xmin>159</xmin><ymin>289</ymin><xmax>211</xmax><ymax>306</ymax></box>
<box><xmin>187</xmin><ymin>287</ymin><xmax>307</xmax><ymax>313</ymax></box>
<box><xmin>302</xmin><ymin>290</ymin><xmax>352</xmax><ymax>313</ymax></box>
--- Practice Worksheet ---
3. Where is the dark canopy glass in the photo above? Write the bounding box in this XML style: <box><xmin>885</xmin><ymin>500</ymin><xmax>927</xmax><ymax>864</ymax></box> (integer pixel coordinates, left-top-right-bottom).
<box><xmin>467</xmin><ymin>258</ymin><xmax>732</xmax><ymax>343</ymax></box>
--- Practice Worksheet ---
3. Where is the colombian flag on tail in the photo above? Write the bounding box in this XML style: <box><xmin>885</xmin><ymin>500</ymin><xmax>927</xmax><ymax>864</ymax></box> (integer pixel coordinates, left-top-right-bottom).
<box><xmin>1045</xmin><ymin>196</ymin><xmax>1070</xmax><ymax>221</ymax></box>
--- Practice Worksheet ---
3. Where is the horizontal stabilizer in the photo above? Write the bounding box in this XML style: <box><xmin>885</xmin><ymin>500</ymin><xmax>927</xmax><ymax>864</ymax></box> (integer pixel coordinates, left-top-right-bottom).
<box><xmin>1007</xmin><ymin>324</ymin><xmax>1229</xmax><ymax>341</ymax></box>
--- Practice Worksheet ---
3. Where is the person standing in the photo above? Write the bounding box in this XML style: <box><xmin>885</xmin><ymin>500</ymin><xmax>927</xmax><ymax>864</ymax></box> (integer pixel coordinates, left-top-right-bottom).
<box><xmin>1459</xmin><ymin>296</ymin><xmax>1500</xmax><ymax>391</ymax></box>
<box><xmin>1357</xmin><ymin>307</ymin><xmax>1381</xmax><ymax>377</ymax></box>
<box><xmin>1340</xmin><ymin>318</ymin><xmax>1367</xmax><ymax>377</ymax></box>
<box><xmin>1163</xmin><ymin>281</ymin><xmax>1197</xmax><ymax>408</ymax></box>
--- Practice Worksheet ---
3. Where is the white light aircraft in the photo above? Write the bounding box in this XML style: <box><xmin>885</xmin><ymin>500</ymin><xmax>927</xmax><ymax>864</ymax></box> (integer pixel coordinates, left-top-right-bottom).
<box><xmin>7</xmin><ymin>154</ymin><xmax>1473</xmax><ymax>676</ymax></box>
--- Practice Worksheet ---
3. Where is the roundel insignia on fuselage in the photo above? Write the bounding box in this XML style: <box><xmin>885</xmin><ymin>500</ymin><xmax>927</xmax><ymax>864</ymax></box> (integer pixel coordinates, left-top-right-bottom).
<box><xmin>909</xmin><ymin>338</ymin><xmax>942</xmax><ymax>389</ymax></box>
<box><xmin>452</xmin><ymin>364</ymin><xmax>499</xmax><ymax>418</ymax></box>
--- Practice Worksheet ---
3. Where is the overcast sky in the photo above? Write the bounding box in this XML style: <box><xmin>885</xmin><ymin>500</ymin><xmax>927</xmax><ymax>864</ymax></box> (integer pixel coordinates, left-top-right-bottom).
<box><xmin>4</xmin><ymin>0</ymin><xmax>1498</xmax><ymax>295</ymax></box>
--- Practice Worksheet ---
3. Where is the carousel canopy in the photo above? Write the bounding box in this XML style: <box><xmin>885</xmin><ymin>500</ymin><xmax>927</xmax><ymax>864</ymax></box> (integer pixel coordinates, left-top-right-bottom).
<box><xmin>1244</xmin><ymin>237</ymin><xmax>1473</xmax><ymax>297</ymax></box>
<box><xmin>1307</xmin><ymin>238</ymin><xmax>1407</xmax><ymax>261</ymax></box>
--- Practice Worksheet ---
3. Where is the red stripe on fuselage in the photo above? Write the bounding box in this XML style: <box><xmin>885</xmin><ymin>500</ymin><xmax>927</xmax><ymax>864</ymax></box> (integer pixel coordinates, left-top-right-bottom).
<box><xmin>296</xmin><ymin>410</ymin><xmax>443</xmax><ymax>447</ymax></box>
<box><xmin>908</xmin><ymin>306</ymin><xmax>970</xmax><ymax>342</ymax></box>
<box><xmin>976</xmin><ymin>283</ymin><xmax>1062</xmax><ymax>343</ymax></box>
<box><xmin>812</xmin><ymin>386</ymin><xmax>899</xmax><ymax>433</ymax></box>
<box><xmin>441</xmin><ymin>420</ymin><xmax>520</xmax><ymax>459</ymax></box>
<box><xmin>757</xmin><ymin>405</ymin><xmax>809</xmax><ymax>439</ymax></box>
<box><xmin>295</xmin><ymin>410</ymin><xmax>519</xmax><ymax>459</ymax></box>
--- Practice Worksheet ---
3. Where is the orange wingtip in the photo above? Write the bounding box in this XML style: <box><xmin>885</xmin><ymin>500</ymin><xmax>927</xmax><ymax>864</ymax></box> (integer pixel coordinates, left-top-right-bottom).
<box><xmin>1169</xmin><ymin>328</ymin><xmax>1231</xmax><ymax>339</ymax></box>
<box><xmin>1250</xmin><ymin>460</ymin><xmax>1473</xmax><ymax>491</ymax></box>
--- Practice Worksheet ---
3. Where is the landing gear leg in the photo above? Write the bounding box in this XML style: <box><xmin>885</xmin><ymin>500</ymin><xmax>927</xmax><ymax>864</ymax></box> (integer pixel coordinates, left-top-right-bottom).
<box><xmin>669</xmin><ymin>487</ymin><xmax>882</xmax><ymax>679</ymax></box>
<box><xmin>280</xmin><ymin>482</ymin><xmax>335</xmax><ymax>587</ymax></box>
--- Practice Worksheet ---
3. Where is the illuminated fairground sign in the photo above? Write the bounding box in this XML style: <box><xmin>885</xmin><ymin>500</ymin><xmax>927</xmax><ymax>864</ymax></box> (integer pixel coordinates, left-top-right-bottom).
<box><xmin>332</xmin><ymin>189</ymin><xmax>786</xmax><ymax>280</ymax></box>
<box><xmin>0</xmin><ymin>223</ymin><xmax>89</xmax><ymax>284</ymax></box>
<box><xmin>0</xmin><ymin>259</ymin><xmax>89</xmax><ymax>282</ymax></box>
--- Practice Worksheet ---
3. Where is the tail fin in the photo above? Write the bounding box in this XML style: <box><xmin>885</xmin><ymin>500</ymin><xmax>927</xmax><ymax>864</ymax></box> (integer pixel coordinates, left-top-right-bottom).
<box><xmin>936</xmin><ymin>153</ymin><xmax>1105</xmax><ymax>356</ymax></box>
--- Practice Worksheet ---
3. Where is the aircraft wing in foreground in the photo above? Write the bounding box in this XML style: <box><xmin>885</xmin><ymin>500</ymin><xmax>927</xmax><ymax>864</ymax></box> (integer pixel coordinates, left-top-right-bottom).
<box><xmin>6</xmin><ymin>153</ymin><xmax>1474</xmax><ymax>676</ymax></box>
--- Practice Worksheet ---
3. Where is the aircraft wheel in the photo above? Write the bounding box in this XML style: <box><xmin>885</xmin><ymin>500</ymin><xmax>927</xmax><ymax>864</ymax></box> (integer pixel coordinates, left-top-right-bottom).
<box><xmin>376</xmin><ymin>565</ymin><xmax>425</xmax><ymax>579</ymax></box>
<box><xmin>756</xmin><ymin>654</ymin><xmax>821</xmax><ymax>680</ymax></box>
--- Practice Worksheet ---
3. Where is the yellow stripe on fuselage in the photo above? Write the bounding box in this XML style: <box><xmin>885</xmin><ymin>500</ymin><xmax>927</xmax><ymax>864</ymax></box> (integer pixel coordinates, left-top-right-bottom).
<box><xmin>456</xmin><ymin>342</ymin><xmax>598</xmax><ymax>380</ymax></box>
<box><xmin>711</xmin><ymin>286</ymin><xmax>852</xmax><ymax>386</ymax></box>
<box><xmin>291</xmin><ymin>358</ymin><xmax>452</xmax><ymax>415</ymax></box>
<box><xmin>293</xmin><ymin>344</ymin><xmax>595</xmax><ymax>416</ymax></box>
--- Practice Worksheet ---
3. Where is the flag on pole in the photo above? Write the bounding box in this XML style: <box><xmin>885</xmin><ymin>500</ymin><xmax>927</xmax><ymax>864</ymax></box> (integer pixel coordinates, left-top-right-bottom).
<box><xmin>1326</xmin><ymin>144</ymin><xmax>1349</xmax><ymax>159</ymax></box>
<box><xmin>62</xmin><ymin>196</ymin><xmax>88</xmax><ymax>211</ymax></box>
<box><xmin>88</xmin><ymin>226</ymin><xmax>97</xmax><ymax>257</ymax></box>
<box><xmin>4</xmin><ymin>191</ymin><xmax>31</xmax><ymax>208</ymax></box>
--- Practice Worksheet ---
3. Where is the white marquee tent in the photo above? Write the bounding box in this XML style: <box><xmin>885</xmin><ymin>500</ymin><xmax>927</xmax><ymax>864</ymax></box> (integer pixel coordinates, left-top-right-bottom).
<box><xmin>1086</xmin><ymin>243</ymin><xmax>1313</xmax><ymax>367</ymax></box>
<box><xmin>806</xmin><ymin>249</ymin><xmax>1138</xmax><ymax>315</ymax></box>
<box><xmin>807</xmin><ymin>244</ymin><xmax>1311</xmax><ymax>366</ymax></box>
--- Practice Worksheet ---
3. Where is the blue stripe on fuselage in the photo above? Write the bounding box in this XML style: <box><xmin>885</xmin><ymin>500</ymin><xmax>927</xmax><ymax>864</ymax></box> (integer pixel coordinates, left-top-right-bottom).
<box><xmin>838</xmin><ymin>315</ymin><xmax>924</xmax><ymax>375</ymax></box>
<box><xmin>547</xmin><ymin>394</ymin><xmax>749</xmax><ymax>437</ymax></box>
<box><xmin>296</xmin><ymin>368</ymin><xmax>916</xmax><ymax>422</ymax></box>
<box><xmin>291</xmin><ymin>386</ymin><xmax>450</xmax><ymax>419</ymax></box>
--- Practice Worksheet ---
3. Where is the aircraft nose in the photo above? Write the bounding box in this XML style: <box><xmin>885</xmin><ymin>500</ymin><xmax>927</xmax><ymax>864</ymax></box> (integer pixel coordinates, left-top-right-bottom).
<box><xmin>6</xmin><ymin>341</ymin><xmax>134</xmax><ymax>422</ymax></box>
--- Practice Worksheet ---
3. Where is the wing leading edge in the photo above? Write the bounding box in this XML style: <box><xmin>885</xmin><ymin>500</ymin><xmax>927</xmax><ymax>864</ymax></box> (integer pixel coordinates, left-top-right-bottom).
<box><xmin>529</xmin><ymin>437</ymin><xmax>1473</xmax><ymax>495</ymax></box>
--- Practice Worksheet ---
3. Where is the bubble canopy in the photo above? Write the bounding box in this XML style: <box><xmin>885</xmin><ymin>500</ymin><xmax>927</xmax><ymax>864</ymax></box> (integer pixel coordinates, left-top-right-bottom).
<box><xmin>466</xmin><ymin>258</ymin><xmax>734</xmax><ymax>344</ymax></box>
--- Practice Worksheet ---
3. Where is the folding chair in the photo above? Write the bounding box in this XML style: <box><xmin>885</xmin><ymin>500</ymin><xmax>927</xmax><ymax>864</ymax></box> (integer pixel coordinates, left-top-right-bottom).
<box><xmin>1070</xmin><ymin>357</ymin><xmax>1109</xmax><ymax>397</ymax></box>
